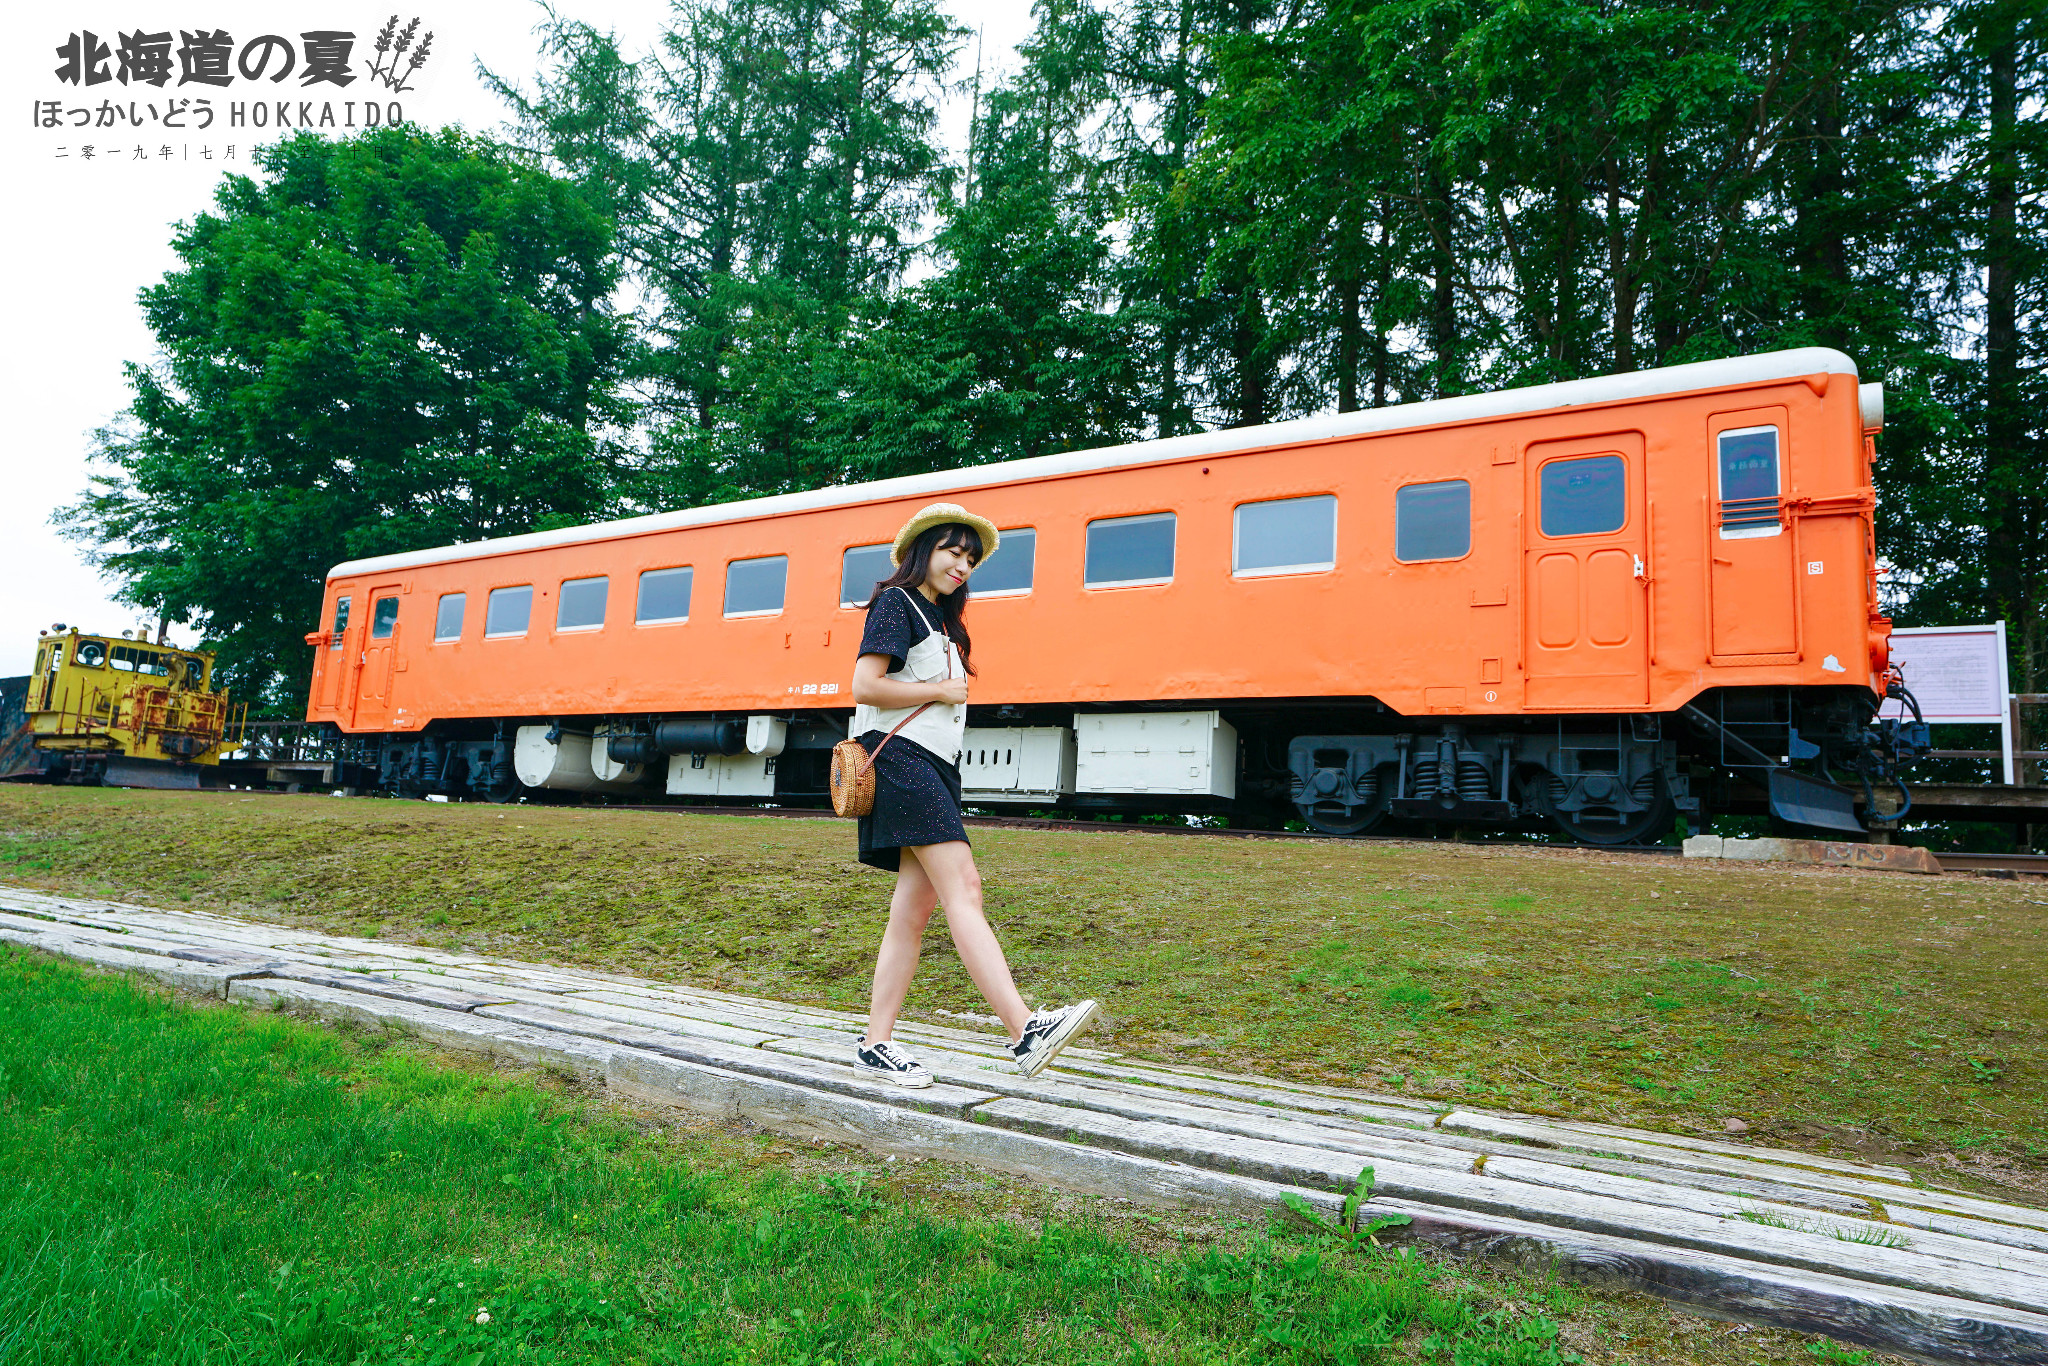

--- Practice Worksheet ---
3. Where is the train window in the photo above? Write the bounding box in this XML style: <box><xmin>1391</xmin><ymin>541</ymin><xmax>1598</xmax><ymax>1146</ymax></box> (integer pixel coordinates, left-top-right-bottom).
<box><xmin>637</xmin><ymin>566</ymin><xmax>693</xmax><ymax>624</ymax></box>
<box><xmin>109</xmin><ymin>645</ymin><xmax>171</xmax><ymax>676</ymax></box>
<box><xmin>973</xmin><ymin>528</ymin><xmax>1035</xmax><ymax>595</ymax></box>
<box><xmin>434</xmin><ymin>593</ymin><xmax>465</xmax><ymax>642</ymax></box>
<box><xmin>330</xmin><ymin>596</ymin><xmax>351</xmax><ymax>650</ymax></box>
<box><xmin>724</xmin><ymin>555</ymin><xmax>788</xmax><ymax>617</ymax></box>
<box><xmin>1085</xmin><ymin>513</ymin><xmax>1176</xmax><ymax>588</ymax></box>
<box><xmin>556</xmin><ymin>576</ymin><xmax>608</xmax><ymax>631</ymax></box>
<box><xmin>485</xmin><ymin>585</ymin><xmax>533</xmax><ymax>638</ymax></box>
<box><xmin>370</xmin><ymin>596</ymin><xmax>400</xmax><ymax>640</ymax></box>
<box><xmin>1235</xmin><ymin>496</ymin><xmax>1336</xmax><ymax>576</ymax></box>
<box><xmin>1539</xmin><ymin>455</ymin><xmax>1626</xmax><ymax>537</ymax></box>
<box><xmin>840</xmin><ymin>543</ymin><xmax>894</xmax><ymax>607</ymax></box>
<box><xmin>1717</xmin><ymin>425</ymin><xmax>1782</xmax><ymax>538</ymax></box>
<box><xmin>1395</xmin><ymin>481</ymin><xmax>1471</xmax><ymax>562</ymax></box>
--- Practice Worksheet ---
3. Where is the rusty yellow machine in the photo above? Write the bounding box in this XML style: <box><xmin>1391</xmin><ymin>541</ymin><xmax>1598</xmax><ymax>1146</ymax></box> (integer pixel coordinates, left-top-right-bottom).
<box><xmin>0</xmin><ymin>624</ymin><xmax>245</xmax><ymax>788</ymax></box>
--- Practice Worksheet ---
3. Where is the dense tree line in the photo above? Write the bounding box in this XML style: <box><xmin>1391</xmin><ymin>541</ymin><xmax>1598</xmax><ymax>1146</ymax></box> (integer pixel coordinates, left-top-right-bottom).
<box><xmin>62</xmin><ymin>126</ymin><xmax>628</xmax><ymax>700</ymax></box>
<box><xmin>69</xmin><ymin>0</ymin><xmax>2044</xmax><ymax>732</ymax></box>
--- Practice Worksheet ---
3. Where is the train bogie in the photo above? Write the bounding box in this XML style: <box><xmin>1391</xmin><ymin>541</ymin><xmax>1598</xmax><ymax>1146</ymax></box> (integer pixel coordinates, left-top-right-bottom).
<box><xmin>1288</xmin><ymin>720</ymin><xmax>1690</xmax><ymax>844</ymax></box>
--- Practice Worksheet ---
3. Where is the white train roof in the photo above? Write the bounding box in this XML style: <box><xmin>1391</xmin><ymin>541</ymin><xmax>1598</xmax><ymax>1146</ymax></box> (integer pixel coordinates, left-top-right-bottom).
<box><xmin>326</xmin><ymin>346</ymin><xmax>1860</xmax><ymax>579</ymax></box>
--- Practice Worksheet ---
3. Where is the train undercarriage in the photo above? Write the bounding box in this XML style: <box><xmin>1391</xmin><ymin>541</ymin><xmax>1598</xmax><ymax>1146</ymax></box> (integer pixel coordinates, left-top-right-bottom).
<box><xmin>1272</xmin><ymin>686</ymin><xmax>1926</xmax><ymax>843</ymax></box>
<box><xmin>326</xmin><ymin>684</ymin><xmax>1929</xmax><ymax>846</ymax></box>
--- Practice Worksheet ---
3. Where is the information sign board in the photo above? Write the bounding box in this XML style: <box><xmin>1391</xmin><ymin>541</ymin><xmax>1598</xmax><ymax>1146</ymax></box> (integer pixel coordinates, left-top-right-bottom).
<box><xmin>1880</xmin><ymin>623</ymin><xmax>2013</xmax><ymax>783</ymax></box>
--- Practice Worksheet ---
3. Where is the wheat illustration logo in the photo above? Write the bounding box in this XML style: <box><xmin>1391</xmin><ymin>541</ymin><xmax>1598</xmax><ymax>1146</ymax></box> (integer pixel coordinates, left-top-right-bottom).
<box><xmin>367</xmin><ymin>15</ymin><xmax>434</xmax><ymax>92</ymax></box>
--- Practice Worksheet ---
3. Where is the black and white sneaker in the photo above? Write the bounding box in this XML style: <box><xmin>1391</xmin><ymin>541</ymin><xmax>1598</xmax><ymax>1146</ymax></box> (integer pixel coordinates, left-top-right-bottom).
<box><xmin>1010</xmin><ymin>1000</ymin><xmax>1100</xmax><ymax>1078</ymax></box>
<box><xmin>853</xmin><ymin>1037</ymin><xmax>933</xmax><ymax>1089</ymax></box>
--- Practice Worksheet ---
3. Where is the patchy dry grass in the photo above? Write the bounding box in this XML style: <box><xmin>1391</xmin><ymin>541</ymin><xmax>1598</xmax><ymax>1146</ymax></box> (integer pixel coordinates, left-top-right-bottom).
<box><xmin>2</xmin><ymin>786</ymin><xmax>2043</xmax><ymax>1201</ymax></box>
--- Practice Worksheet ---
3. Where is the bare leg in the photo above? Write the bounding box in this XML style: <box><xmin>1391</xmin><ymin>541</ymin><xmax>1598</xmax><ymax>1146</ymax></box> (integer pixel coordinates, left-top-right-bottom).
<box><xmin>905</xmin><ymin>841</ymin><xmax>1031</xmax><ymax>1040</ymax></box>
<box><xmin>865</xmin><ymin>856</ymin><xmax>937</xmax><ymax>1042</ymax></box>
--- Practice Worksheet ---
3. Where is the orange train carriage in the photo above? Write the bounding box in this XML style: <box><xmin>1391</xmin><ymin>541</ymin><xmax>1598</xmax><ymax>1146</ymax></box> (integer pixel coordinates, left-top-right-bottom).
<box><xmin>303</xmin><ymin>347</ymin><xmax>1929</xmax><ymax>842</ymax></box>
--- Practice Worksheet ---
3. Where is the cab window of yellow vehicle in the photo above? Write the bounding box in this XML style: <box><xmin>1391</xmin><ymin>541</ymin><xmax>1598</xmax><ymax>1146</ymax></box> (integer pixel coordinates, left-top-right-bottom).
<box><xmin>110</xmin><ymin>645</ymin><xmax>171</xmax><ymax>676</ymax></box>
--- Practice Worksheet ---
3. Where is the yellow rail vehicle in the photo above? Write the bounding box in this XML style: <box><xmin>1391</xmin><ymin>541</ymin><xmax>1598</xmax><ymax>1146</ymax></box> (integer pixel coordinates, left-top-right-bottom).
<box><xmin>0</xmin><ymin>626</ymin><xmax>245</xmax><ymax>788</ymax></box>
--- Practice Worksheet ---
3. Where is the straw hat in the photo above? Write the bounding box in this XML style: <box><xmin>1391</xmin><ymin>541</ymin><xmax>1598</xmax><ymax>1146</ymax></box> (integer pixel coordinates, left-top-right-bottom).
<box><xmin>890</xmin><ymin>502</ymin><xmax>1000</xmax><ymax>567</ymax></box>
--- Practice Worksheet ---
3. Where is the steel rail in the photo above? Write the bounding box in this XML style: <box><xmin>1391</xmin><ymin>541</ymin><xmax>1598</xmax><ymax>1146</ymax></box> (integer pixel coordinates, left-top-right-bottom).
<box><xmin>589</xmin><ymin>804</ymin><xmax>2048</xmax><ymax>870</ymax></box>
<box><xmin>577</xmin><ymin>806</ymin><xmax>2048</xmax><ymax>872</ymax></box>
<box><xmin>600</xmin><ymin>802</ymin><xmax>1689</xmax><ymax>854</ymax></box>
<box><xmin>1925</xmin><ymin>850</ymin><xmax>2048</xmax><ymax>876</ymax></box>
<box><xmin>188</xmin><ymin>788</ymin><xmax>2043</xmax><ymax>869</ymax></box>
<box><xmin>599</xmin><ymin>803</ymin><xmax>2048</xmax><ymax>874</ymax></box>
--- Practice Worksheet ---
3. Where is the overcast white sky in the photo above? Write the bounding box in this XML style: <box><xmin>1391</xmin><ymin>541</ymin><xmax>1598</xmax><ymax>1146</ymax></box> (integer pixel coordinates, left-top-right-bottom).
<box><xmin>0</xmin><ymin>2</ymin><xmax>1034</xmax><ymax>677</ymax></box>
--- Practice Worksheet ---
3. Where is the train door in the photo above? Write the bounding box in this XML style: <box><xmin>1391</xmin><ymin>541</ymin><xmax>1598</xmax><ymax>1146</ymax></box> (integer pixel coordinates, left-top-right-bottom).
<box><xmin>1523</xmin><ymin>432</ymin><xmax>1650</xmax><ymax>709</ymax></box>
<box><xmin>316</xmin><ymin>590</ymin><xmax>354</xmax><ymax>714</ymax></box>
<box><xmin>1706</xmin><ymin>407</ymin><xmax>1797</xmax><ymax>659</ymax></box>
<box><xmin>350</xmin><ymin>585</ymin><xmax>403</xmax><ymax>729</ymax></box>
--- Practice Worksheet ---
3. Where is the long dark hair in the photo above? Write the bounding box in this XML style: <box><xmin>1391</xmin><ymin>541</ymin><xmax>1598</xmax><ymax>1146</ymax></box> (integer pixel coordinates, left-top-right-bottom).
<box><xmin>863</xmin><ymin>522</ymin><xmax>981</xmax><ymax>675</ymax></box>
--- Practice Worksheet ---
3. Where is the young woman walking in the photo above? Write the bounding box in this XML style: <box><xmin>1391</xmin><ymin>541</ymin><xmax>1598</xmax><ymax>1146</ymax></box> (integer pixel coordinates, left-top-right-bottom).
<box><xmin>848</xmin><ymin>502</ymin><xmax>1098</xmax><ymax>1088</ymax></box>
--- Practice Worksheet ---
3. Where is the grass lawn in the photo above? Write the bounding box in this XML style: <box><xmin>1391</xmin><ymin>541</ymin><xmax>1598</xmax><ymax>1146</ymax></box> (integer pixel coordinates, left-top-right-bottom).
<box><xmin>0</xmin><ymin>943</ymin><xmax>1912</xmax><ymax>1366</ymax></box>
<box><xmin>1</xmin><ymin>786</ymin><xmax>2042</xmax><ymax>1202</ymax></box>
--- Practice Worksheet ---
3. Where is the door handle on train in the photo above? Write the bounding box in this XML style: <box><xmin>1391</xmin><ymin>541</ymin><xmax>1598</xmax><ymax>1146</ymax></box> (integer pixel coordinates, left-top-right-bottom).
<box><xmin>1633</xmin><ymin>554</ymin><xmax>1647</xmax><ymax>581</ymax></box>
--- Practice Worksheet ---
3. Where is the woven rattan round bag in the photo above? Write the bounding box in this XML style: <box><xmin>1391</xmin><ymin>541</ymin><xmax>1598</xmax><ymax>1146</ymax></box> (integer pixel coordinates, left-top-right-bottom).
<box><xmin>828</xmin><ymin>736</ymin><xmax>878</xmax><ymax>817</ymax></box>
<box><xmin>828</xmin><ymin>701</ymin><xmax>930</xmax><ymax>818</ymax></box>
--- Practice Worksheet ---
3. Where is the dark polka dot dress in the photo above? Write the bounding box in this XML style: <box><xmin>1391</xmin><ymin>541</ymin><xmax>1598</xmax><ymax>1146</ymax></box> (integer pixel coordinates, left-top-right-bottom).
<box><xmin>854</xmin><ymin>589</ymin><xmax>970</xmax><ymax>872</ymax></box>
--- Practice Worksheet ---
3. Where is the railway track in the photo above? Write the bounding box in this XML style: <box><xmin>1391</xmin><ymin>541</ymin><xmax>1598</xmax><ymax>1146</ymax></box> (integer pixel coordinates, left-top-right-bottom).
<box><xmin>610</xmin><ymin>802</ymin><xmax>1684</xmax><ymax>853</ymax></box>
<box><xmin>1926</xmin><ymin>850</ymin><xmax>2048</xmax><ymax>876</ymax></box>
<box><xmin>608</xmin><ymin>802</ymin><xmax>2047</xmax><ymax>872</ymax></box>
<box><xmin>189</xmin><ymin>786</ymin><xmax>2048</xmax><ymax>872</ymax></box>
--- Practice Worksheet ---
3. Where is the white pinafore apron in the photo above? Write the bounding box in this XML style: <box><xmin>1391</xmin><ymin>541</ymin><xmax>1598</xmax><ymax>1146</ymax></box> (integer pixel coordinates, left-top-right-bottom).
<box><xmin>850</xmin><ymin>588</ymin><xmax>965</xmax><ymax>765</ymax></box>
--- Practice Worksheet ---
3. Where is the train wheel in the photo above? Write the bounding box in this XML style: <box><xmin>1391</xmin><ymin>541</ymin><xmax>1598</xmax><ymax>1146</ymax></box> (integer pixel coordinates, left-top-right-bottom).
<box><xmin>1292</xmin><ymin>760</ymin><xmax>1393</xmax><ymax>837</ymax></box>
<box><xmin>1538</xmin><ymin>772</ymin><xmax>1675</xmax><ymax>846</ymax></box>
<box><xmin>1296</xmin><ymin>780</ymin><xmax>1392</xmax><ymax>837</ymax></box>
<box><xmin>1298</xmin><ymin>804</ymin><xmax>1386</xmax><ymax>836</ymax></box>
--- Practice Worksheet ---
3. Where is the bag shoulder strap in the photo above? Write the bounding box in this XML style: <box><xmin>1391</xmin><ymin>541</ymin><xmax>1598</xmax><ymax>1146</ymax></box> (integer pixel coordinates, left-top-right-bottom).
<box><xmin>857</xmin><ymin>700</ymin><xmax>933</xmax><ymax>780</ymax></box>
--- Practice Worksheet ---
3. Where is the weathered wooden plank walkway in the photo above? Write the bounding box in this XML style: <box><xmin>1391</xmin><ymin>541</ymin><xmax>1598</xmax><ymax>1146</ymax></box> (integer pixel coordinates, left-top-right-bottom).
<box><xmin>3</xmin><ymin>885</ymin><xmax>2043</xmax><ymax>1364</ymax></box>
